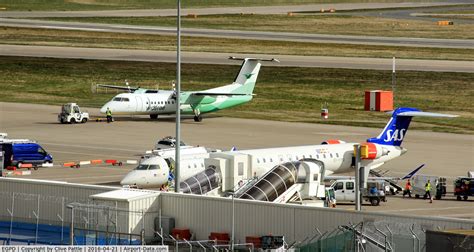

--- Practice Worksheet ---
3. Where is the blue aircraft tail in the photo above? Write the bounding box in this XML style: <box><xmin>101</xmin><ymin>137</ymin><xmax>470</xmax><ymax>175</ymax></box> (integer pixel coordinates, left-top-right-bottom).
<box><xmin>401</xmin><ymin>164</ymin><xmax>425</xmax><ymax>180</ymax></box>
<box><xmin>367</xmin><ymin>107</ymin><xmax>457</xmax><ymax>147</ymax></box>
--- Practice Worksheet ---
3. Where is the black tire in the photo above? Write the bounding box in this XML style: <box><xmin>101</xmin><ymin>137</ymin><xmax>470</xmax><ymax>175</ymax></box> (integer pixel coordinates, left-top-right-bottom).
<box><xmin>370</xmin><ymin>198</ymin><xmax>380</xmax><ymax>206</ymax></box>
<box><xmin>435</xmin><ymin>195</ymin><xmax>441</xmax><ymax>200</ymax></box>
<box><xmin>194</xmin><ymin>115</ymin><xmax>202</xmax><ymax>122</ymax></box>
<box><xmin>70</xmin><ymin>118</ymin><xmax>76</xmax><ymax>124</ymax></box>
<box><xmin>415</xmin><ymin>194</ymin><xmax>420</xmax><ymax>199</ymax></box>
<box><xmin>81</xmin><ymin>118</ymin><xmax>87</xmax><ymax>123</ymax></box>
<box><xmin>60</xmin><ymin>118</ymin><xmax>65</xmax><ymax>124</ymax></box>
<box><xmin>463</xmin><ymin>195</ymin><xmax>468</xmax><ymax>201</ymax></box>
<box><xmin>150</xmin><ymin>114</ymin><xmax>158</xmax><ymax>119</ymax></box>
<box><xmin>33</xmin><ymin>166</ymin><xmax>39</xmax><ymax>171</ymax></box>
<box><xmin>456</xmin><ymin>195</ymin><xmax>462</xmax><ymax>201</ymax></box>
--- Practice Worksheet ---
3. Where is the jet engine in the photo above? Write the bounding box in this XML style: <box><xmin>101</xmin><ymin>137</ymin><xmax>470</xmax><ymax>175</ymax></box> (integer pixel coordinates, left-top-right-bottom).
<box><xmin>321</xmin><ymin>139</ymin><xmax>346</xmax><ymax>145</ymax></box>
<box><xmin>359</xmin><ymin>143</ymin><xmax>389</xmax><ymax>159</ymax></box>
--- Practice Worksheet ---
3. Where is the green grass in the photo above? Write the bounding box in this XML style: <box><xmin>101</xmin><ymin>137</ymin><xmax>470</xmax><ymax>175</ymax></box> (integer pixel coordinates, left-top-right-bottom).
<box><xmin>2</xmin><ymin>27</ymin><xmax>473</xmax><ymax>61</ymax></box>
<box><xmin>1</xmin><ymin>56</ymin><xmax>472</xmax><ymax>134</ymax></box>
<box><xmin>0</xmin><ymin>0</ymin><xmax>442</xmax><ymax>11</ymax></box>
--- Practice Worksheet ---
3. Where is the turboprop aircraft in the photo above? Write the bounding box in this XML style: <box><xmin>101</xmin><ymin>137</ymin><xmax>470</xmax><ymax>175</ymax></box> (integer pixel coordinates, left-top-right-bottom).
<box><xmin>120</xmin><ymin>107</ymin><xmax>457</xmax><ymax>189</ymax></box>
<box><xmin>99</xmin><ymin>57</ymin><xmax>278</xmax><ymax>122</ymax></box>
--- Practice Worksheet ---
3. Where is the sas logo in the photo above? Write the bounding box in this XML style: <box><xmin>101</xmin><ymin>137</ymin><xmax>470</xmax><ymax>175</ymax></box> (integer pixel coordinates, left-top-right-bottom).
<box><xmin>384</xmin><ymin>129</ymin><xmax>406</xmax><ymax>142</ymax></box>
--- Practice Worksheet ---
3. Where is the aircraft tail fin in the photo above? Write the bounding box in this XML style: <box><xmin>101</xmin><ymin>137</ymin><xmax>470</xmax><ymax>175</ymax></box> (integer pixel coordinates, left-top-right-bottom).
<box><xmin>401</xmin><ymin>164</ymin><xmax>425</xmax><ymax>180</ymax></box>
<box><xmin>229</xmin><ymin>57</ymin><xmax>279</xmax><ymax>95</ymax></box>
<box><xmin>367</xmin><ymin>107</ymin><xmax>458</xmax><ymax>146</ymax></box>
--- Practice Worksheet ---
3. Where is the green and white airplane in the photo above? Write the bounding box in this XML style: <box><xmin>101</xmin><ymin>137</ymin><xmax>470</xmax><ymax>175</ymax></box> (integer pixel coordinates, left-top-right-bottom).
<box><xmin>100</xmin><ymin>57</ymin><xmax>278</xmax><ymax>122</ymax></box>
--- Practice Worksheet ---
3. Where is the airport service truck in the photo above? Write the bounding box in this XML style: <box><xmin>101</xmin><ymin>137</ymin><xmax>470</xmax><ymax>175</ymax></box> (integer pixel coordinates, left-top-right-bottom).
<box><xmin>0</xmin><ymin>137</ymin><xmax>53</xmax><ymax>168</ymax></box>
<box><xmin>330</xmin><ymin>179</ymin><xmax>386</xmax><ymax>206</ymax></box>
<box><xmin>58</xmin><ymin>103</ymin><xmax>89</xmax><ymax>124</ymax></box>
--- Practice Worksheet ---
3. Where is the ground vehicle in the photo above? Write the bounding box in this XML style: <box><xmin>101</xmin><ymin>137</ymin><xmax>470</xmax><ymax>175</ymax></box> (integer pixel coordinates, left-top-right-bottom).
<box><xmin>454</xmin><ymin>177</ymin><xmax>474</xmax><ymax>201</ymax></box>
<box><xmin>154</xmin><ymin>136</ymin><xmax>186</xmax><ymax>150</ymax></box>
<box><xmin>331</xmin><ymin>179</ymin><xmax>386</xmax><ymax>206</ymax></box>
<box><xmin>58</xmin><ymin>103</ymin><xmax>89</xmax><ymax>124</ymax></box>
<box><xmin>0</xmin><ymin>141</ymin><xmax>53</xmax><ymax>168</ymax></box>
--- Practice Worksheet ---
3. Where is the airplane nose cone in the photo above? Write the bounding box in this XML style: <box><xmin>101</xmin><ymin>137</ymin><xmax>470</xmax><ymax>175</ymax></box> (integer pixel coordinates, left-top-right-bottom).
<box><xmin>100</xmin><ymin>104</ymin><xmax>108</xmax><ymax>114</ymax></box>
<box><xmin>120</xmin><ymin>172</ymin><xmax>145</xmax><ymax>187</ymax></box>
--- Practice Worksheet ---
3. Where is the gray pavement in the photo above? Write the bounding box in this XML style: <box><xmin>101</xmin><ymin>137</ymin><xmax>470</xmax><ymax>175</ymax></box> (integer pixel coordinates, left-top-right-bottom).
<box><xmin>0</xmin><ymin>2</ymin><xmax>464</xmax><ymax>18</ymax></box>
<box><xmin>2</xmin><ymin>18</ymin><xmax>473</xmax><ymax>49</ymax></box>
<box><xmin>1</xmin><ymin>102</ymin><xmax>472</xmax><ymax>218</ymax></box>
<box><xmin>1</xmin><ymin>45</ymin><xmax>473</xmax><ymax>72</ymax></box>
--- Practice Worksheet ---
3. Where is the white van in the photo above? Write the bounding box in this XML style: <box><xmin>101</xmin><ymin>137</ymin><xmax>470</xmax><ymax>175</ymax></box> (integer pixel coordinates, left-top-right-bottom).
<box><xmin>330</xmin><ymin>179</ymin><xmax>386</xmax><ymax>206</ymax></box>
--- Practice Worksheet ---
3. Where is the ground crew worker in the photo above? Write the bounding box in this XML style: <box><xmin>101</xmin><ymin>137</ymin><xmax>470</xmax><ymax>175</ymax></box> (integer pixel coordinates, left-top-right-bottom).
<box><xmin>424</xmin><ymin>180</ymin><xmax>432</xmax><ymax>203</ymax></box>
<box><xmin>106</xmin><ymin>107</ymin><xmax>113</xmax><ymax>123</ymax></box>
<box><xmin>403</xmin><ymin>179</ymin><xmax>412</xmax><ymax>198</ymax></box>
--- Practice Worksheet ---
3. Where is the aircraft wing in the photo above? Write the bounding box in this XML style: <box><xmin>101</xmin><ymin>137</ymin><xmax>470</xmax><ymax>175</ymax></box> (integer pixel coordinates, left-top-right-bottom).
<box><xmin>97</xmin><ymin>84</ymin><xmax>139</xmax><ymax>92</ymax></box>
<box><xmin>191</xmin><ymin>92</ymin><xmax>254</xmax><ymax>96</ymax></box>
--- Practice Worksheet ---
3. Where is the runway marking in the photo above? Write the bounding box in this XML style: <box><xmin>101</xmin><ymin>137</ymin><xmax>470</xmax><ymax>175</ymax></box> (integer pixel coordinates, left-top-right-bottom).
<box><xmin>39</xmin><ymin>25</ymin><xmax>106</xmax><ymax>32</ymax></box>
<box><xmin>43</xmin><ymin>142</ymin><xmax>139</xmax><ymax>152</ymax></box>
<box><xmin>380</xmin><ymin>206</ymin><xmax>474</xmax><ymax>213</ymax></box>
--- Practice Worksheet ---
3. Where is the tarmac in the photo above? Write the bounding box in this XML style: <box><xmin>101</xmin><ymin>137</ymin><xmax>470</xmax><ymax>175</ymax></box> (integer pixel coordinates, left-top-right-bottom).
<box><xmin>0</xmin><ymin>102</ymin><xmax>473</xmax><ymax>219</ymax></box>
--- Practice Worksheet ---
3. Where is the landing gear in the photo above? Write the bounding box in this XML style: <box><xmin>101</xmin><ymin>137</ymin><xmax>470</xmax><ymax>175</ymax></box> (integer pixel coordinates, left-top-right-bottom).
<box><xmin>194</xmin><ymin>115</ymin><xmax>202</xmax><ymax>122</ymax></box>
<box><xmin>150</xmin><ymin>114</ymin><xmax>158</xmax><ymax>120</ymax></box>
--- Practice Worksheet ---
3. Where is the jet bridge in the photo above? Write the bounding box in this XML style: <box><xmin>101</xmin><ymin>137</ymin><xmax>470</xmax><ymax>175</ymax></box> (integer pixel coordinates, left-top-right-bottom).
<box><xmin>179</xmin><ymin>167</ymin><xmax>220</xmax><ymax>195</ymax></box>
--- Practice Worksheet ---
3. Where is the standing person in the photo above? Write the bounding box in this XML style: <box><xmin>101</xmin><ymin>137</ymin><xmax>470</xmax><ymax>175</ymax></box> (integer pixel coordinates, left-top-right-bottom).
<box><xmin>424</xmin><ymin>180</ymin><xmax>432</xmax><ymax>203</ymax></box>
<box><xmin>404</xmin><ymin>179</ymin><xmax>412</xmax><ymax>198</ymax></box>
<box><xmin>106</xmin><ymin>107</ymin><xmax>113</xmax><ymax>123</ymax></box>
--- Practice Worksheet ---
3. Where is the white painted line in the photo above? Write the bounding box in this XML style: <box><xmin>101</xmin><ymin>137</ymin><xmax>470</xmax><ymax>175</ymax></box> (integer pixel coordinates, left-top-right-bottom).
<box><xmin>41</xmin><ymin>163</ymin><xmax>54</xmax><ymax>167</ymax></box>
<box><xmin>126</xmin><ymin>160</ymin><xmax>138</xmax><ymax>164</ymax></box>
<box><xmin>79</xmin><ymin>160</ymin><xmax>91</xmax><ymax>165</ymax></box>
<box><xmin>381</xmin><ymin>206</ymin><xmax>474</xmax><ymax>213</ymax></box>
<box><xmin>39</xmin><ymin>25</ymin><xmax>106</xmax><ymax>32</ymax></box>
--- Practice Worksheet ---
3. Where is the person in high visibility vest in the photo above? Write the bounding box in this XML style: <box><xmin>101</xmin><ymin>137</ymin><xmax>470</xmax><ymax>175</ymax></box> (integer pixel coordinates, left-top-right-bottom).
<box><xmin>106</xmin><ymin>107</ymin><xmax>113</xmax><ymax>123</ymax></box>
<box><xmin>424</xmin><ymin>180</ymin><xmax>432</xmax><ymax>203</ymax></box>
<box><xmin>403</xmin><ymin>179</ymin><xmax>412</xmax><ymax>198</ymax></box>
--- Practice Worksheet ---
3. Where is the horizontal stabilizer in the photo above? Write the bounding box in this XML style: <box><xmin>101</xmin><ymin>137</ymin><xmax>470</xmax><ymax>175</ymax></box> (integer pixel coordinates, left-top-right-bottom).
<box><xmin>192</xmin><ymin>92</ymin><xmax>254</xmax><ymax>96</ymax></box>
<box><xmin>229</xmin><ymin>56</ymin><xmax>280</xmax><ymax>62</ymax></box>
<box><xmin>395</xmin><ymin>111</ymin><xmax>458</xmax><ymax>118</ymax></box>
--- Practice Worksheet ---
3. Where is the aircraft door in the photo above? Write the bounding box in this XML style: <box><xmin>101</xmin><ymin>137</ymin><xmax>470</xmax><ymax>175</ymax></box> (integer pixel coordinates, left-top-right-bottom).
<box><xmin>345</xmin><ymin>181</ymin><xmax>356</xmax><ymax>201</ymax></box>
<box><xmin>135</xmin><ymin>96</ymin><xmax>143</xmax><ymax>112</ymax></box>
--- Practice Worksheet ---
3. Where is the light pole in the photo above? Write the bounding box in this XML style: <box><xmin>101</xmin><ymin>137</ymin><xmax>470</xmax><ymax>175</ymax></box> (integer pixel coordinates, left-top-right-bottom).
<box><xmin>174</xmin><ymin>0</ymin><xmax>181</xmax><ymax>193</ymax></box>
<box><xmin>354</xmin><ymin>144</ymin><xmax>361</xmax><ymax>211</ymax></box>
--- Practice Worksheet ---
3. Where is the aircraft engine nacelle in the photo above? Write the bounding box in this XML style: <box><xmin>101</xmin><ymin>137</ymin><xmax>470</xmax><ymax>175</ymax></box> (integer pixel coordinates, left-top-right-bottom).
<box><xmin>358</xmin><ymin>143</ymin><xmax>389</xmax><ymax>159</ymax></box>
<box><xmin>321</xmin><ymin>139</ymin><xmax>346</xmax><ymax>145</ymax></box>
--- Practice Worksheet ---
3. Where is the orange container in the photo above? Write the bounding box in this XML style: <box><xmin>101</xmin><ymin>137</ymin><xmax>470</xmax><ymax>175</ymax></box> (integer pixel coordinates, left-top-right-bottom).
<box><xmin>209</xmin><ymin>232</ymin><xmax>230</xmax><ymax>244</ymax></box>
<box><xmin>365</xmin><ymin>90</ymin><xmax>393</xmax><ymax>111</ymax></box>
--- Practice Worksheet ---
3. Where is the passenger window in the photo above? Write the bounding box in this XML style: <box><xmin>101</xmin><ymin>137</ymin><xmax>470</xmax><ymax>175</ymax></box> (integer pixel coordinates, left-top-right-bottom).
<box><xmin>188</xmin><ymin>165</ymin><xmax>191</xmax><ymax>169</ymax></box>
<box><xmin>323</xmin><ymin>154</ymin><xmax>326</xmax><ymax>159</ymax></box>
<box><xmin>346</xmin><ymin>182</ymin><xmax>354</xmax><ymax>190</ymax></box>
<box><xmin>316</xmin><ymin>155</ymin><xmax>320</xmax><ymax>159</ymax></box>
<box><xmin>330</xmin><ymin>153</ymin><xmax>333</xmax><ymax>158</ymax></box>
<box><xmin>263</xmin><ymin>158</ymin><xmax>266</xmax><ymax>163</ymax></box>
<box><xmin>257</xmin><ymin>159</ymin><xmax>260</xmax><ymax>164</ymax></box>
<box><xmin>280</xmin><ymin>157</ymin><xmax>283</xmax><ymax>161</ymax></box>
<box><xmin>172</xmin><ymin>101</ymin><xmax>175</xmax><ymax>104</ymax></box>
<box><xmin>336</xmin><ymin>153</ymin><xmax>339</xmax><ymax>158</ymax></box>
<box><xmin>270</xmin><ymin>158</ymin><xmax>273</xmax><ymax>162</ymax></box>
<box><xmin>302</xmin><ymin>155</ymin><xmax>306</xmax><ymax>159</ymax></box>
<box><xmin>194</xmin><ymin>164</ymin><xmax>197</xmax><ymax>168</ymax></box>
<box><xmin>335</xmin><ymin>182</ymin><xmax>343</xmax><ymax>190</ymax></box>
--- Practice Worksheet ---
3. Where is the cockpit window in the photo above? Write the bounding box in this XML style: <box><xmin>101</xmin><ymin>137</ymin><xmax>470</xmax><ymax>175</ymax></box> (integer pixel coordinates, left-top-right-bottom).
<box><xmin>113</xmin><ymin>97</ymin><xmax>130</xmax><ymax>102</ymax></box>
<box><xmin>135</xmin><ymin>164</ymin><xmax>160</xmax><ymax>170</ymax></box>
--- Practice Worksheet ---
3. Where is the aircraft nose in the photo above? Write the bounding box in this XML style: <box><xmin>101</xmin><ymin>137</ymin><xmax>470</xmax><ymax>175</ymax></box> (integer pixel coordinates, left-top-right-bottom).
<box><xmin>120</xmin><ymin>172</ymin><xmax>145</xmax><ymax>187</ymax></box>
<box><xmin>100</xmin><ymin>104</ymin><xmax>108</xmax><ymax>114</ymax></box>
